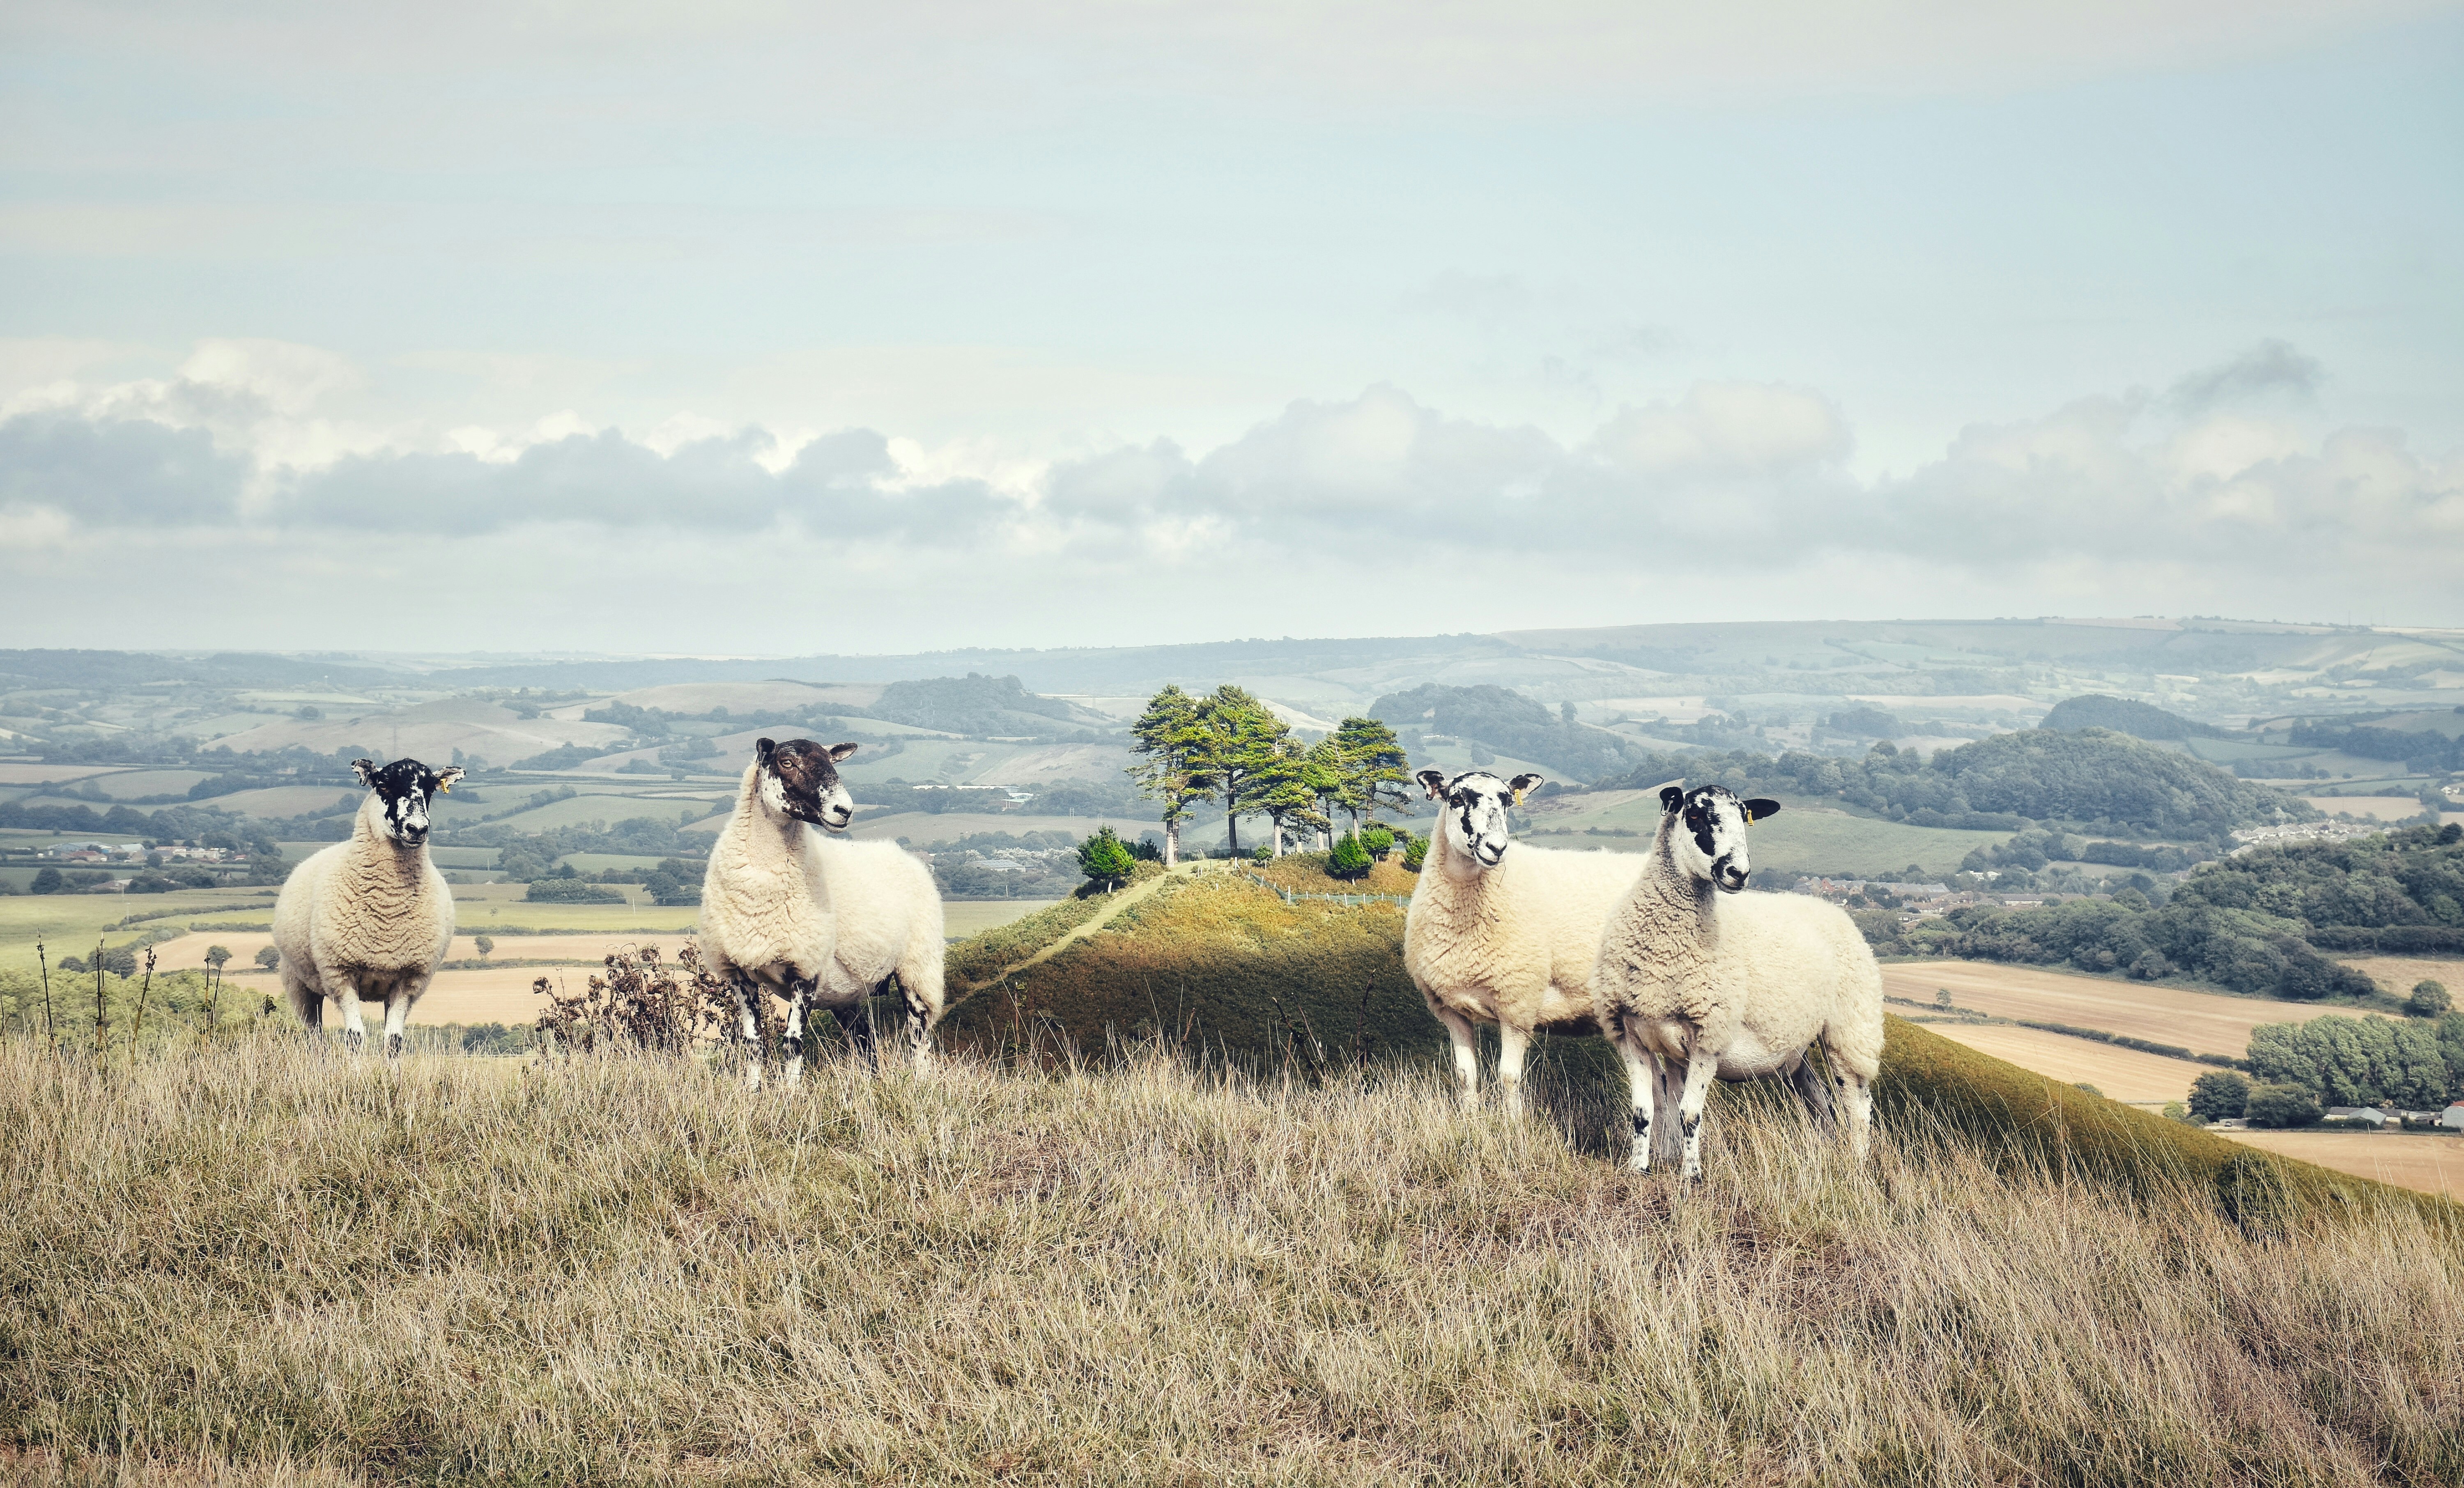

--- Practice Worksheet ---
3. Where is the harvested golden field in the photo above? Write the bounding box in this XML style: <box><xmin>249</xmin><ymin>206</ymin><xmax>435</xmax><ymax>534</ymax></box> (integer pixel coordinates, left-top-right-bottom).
<box><xmin>2</xmin><ymin>1034</ymin><xmax>2456</xmax><ymax>1484</ymax></box>
<box><xmin>2221</xmin><ymin>1131</ymin><xmax>2464</xmax><ymax>1202</ymax></box>
<box><xmin>2340</xmin><ymin>953</ymin><xmax>2464</xmax><ymax>998</ymax></box>
<box><xmin>1881</xmin><ymin>960</ymin><xmax>2390</xmax><ymax>1058</ymax></box>
<box><xmin>1910</xmin><ymin>1020</ymin><xmax>2213</xmax><ymax>1104</ymax></box>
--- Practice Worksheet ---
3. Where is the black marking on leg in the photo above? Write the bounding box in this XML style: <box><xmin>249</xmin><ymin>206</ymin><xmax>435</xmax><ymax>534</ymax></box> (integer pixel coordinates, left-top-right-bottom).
<box><xmin>1680</xmin><ymin>1114</ymin><xmax>1701</xmax><ymax>1139</ymax></box>
<box><xmin>782</xmin><ymin>1034</ymin><xmax>803</xmax><ymax>1059</ymax></box>
<box><xmin>386</xmin><ymin>1033</ymin><xmax>402</xmax><ymax>1059</ymax></box>
<box><xmin>1633</xmin><ymin>1112</ymin><xmax>1650</xmax><ymax>1136</ymax></box>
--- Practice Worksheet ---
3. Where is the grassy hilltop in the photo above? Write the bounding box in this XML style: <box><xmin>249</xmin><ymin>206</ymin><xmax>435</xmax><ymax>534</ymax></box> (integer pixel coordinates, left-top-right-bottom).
<box><xmin>3</xmin><ymin>865</ymin><xmax>2459</xmax><ymax>1483</ymax></box>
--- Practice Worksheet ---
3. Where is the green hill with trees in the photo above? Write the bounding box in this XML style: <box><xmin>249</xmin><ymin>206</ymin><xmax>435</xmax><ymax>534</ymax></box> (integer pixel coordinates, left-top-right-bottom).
<box><xmin>2040</xmin><ymin>693</ymin><xmax>2227</xmax><ymax>741</ymax></box>
<box><xmin>1593</xmin><ymin>728</ymin><xmax>2311</xmax><ymax>843</ymax></box>
<box><xmin>1369</xmin><ymin>682</ymin><xmax>1638</xmax><ymax>782</ymax></box>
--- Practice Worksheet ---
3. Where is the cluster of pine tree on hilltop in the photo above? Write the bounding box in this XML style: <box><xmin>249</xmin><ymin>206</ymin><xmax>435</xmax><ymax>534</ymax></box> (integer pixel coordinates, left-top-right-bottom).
<box><xmin>1119</xmin><ymin>684</ymin><xmax>1417</xmax><ymax>864</ymax></box>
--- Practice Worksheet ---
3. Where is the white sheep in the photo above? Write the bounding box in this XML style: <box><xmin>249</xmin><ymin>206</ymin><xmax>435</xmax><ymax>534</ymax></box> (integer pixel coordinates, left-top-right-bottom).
<box><xmin>698</xmin><ymin>737</ymin><xmax>855</xmax><ymax>1089</ymax></box>
<box><xmin>272</xmin><ymin>758</ymin><xmax>465</xmax><ymax>1057</ymax></box>
<box><xmin>808</xmin><ymin>835</ymin><xmax>947</xmax><ymax>1071</ymax></box>
<box><xmin>1403</xmin><ymin>768</ymin><xmax>1659</xmax><ymax>1118</ymax></box>
<box><xmin>1592</xmin><ymin>783</ymin><xmax>1885</xmax><ymax>1178</ymax></box>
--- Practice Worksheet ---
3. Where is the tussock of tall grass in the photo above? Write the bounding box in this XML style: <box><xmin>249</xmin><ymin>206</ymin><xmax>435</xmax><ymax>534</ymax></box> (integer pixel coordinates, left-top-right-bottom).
<box><xmin>3</xmin><ymin>1034</ymin><xmax>2459</xmax><ymax>1485</ymax></box>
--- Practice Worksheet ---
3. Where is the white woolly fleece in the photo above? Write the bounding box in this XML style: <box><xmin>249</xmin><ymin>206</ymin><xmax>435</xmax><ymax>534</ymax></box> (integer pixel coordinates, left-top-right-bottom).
<box><xmin>272</xmin><ymin>790</ymin><xmax>455</xmax><ymax>1013</ymax></box>
<box><xmin>1403</xmin><ymin>806</ymin><xmax>1650</xmax><ymax>1036</ymax></box>
<box><xmin>809</xmin><ymin>836</ymin><xmax>946</xmax><ymax>1021</ymax></box>
<box><xmin>699</xmin><ymin>762</ymin><xmax>836</xmax><ymax>993</ymax></box>
<box><xmin>1591</xmin><ymin>818</ymin><xmax>1885</xmax><ymax>1083</ymax></box>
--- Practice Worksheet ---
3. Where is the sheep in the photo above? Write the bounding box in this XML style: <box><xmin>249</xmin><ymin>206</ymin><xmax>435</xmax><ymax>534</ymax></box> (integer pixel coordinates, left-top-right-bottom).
<box><xmin>1591</xmin><ymin>783</ymin><xmax>1885</xmax><ymax>1179</ymax></box>
<box><xmin>807</xmin><ymin>834</ymin><xmax>947</xmax><ymax>1072</ymax></box>
<box><xmin>1402</xmin><ymin>767</ymin><xmax>1664</xmax><ymax>1118</ymax></box>
<box><xmin>271</xmin><ymin>758</ymin><xmax>465</xmax><ymax>1057</ymax></box>
<box><xmin>698</xmin><ymin>737</ymin><xmax>855</xmax><ymax>1090</ymax></box>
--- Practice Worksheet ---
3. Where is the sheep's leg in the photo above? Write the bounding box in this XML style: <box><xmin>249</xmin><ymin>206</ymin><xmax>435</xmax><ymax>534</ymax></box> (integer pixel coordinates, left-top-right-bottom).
<box><xmin>894</xmin><ymin>938</ymin><xmax>945</xmax><ymax>1073</ymax></box>
<box><xmin>1828</xmin><ymin>1038</ymin><xmax>1876</xmax><ymax>1163</ymax></box>
<box><xmin>730</xmin><ymin>972</ymin><xmax>764</xmax><ymax>1091</ymax></box>
<box><xmin>1433</xmin><ymin>1008</ymin><xmax>1481</xmax><ymax>1105</ymax></box>
<box><xmin>284</xmin><ymin>971</ymin><xmax>322</xmax><ymax>1034</ymax></box>
<box><xmin>1614</xmin><ymin>1031</ymin><xmax>1659</xmax><ymax>1173</ymax></box>
<box><xmin>840</xmin><ymin>993</ymin><xmax>879</xmax><ymax>1072</ymax></box>
<box><xmin>1496</xmin><ymin>1022</ymin><xmax>1531</xmax><ymax>1119</ymax></box>
<box><xmin>1785</xmin><ymin>1047</ymin><xmax>1838</xmax><ymax>1133</ymax></box>
<box><xmin>781</xmin><ymin>978</ymin><xmax>813</xmax><ymax>1088</ymax></box>
<box><xmin>335</xmin><ymin>979</ymin><xmax>369</xmax><ymax>1054</ymax></box>
<box><xmin>1676</xmin><ymin>1048</ymin><xmax>1719</xmax><ymax>1181</ymax></box>
<box><xmin>381</xmin><ymin>981</ymin><xmax>412</xmax><ymax>1060</ymax></box>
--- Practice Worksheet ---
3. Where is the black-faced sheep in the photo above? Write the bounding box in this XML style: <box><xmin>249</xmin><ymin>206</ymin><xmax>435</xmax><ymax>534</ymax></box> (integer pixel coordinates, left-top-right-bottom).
<box><xmin>1591</xmin><ymin>784</ymin><xmax>1885</xmax><ymax>1179</ymax></box>
<box><xmin>698</xmin><ymin>737</ymin><xmax>854</xmax><ymax>1089</ymax></box>
<box><xmin>271</xmin><ymin>758</ymin><xmax>464</xmax><ymax>1057</ymax></box>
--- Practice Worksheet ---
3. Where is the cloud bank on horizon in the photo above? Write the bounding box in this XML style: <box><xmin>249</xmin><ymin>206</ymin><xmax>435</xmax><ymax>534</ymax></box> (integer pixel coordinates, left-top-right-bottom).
<box><xmin>2</xmin><ymin>2</ymin><xmax>2459</xmax><ymax>650</ymax></box>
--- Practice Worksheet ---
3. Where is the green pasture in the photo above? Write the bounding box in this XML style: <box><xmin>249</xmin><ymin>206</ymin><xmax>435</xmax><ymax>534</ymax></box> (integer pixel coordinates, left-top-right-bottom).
<box><xmin>0</xmin><ymin>887</ymin><xmax>279</xmax><ymax>976</ymax></box>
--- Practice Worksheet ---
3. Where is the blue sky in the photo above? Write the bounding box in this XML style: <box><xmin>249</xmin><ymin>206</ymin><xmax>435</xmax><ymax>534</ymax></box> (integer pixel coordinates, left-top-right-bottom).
<box><xmin>3</xmin><ymin>2</ymin><xmax>2459</xmax><ymax>652</ymax></box>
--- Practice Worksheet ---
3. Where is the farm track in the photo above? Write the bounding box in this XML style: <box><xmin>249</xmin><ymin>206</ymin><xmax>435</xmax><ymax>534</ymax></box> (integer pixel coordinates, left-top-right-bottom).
<box><xmin>955</xmin><ymin>861</ymin><xmax>1201</xmax><ymax>991</ymax></box>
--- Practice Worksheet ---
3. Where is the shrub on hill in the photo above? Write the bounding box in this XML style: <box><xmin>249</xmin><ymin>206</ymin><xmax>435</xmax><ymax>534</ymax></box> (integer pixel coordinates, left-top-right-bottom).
<box><xmin>508</xmin><ymin>743</ymin><xmax>605</xmax><ymax>771</ymax></box>
<box><xmin>2242</xmin><ymin>1083</ymin><xmax>2324</xmax><ymax>1129</ymax></box>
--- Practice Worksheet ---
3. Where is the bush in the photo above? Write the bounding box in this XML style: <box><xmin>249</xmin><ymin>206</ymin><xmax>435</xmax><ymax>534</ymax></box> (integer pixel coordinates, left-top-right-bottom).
<box><xmin>2186</xmin><ymin>1069</ymin><xmax>2251</xmax><ymax>1122</ymax></box>
<box><xmin>30</xmin><ymin>866</ymin><xmax>64</xmax><ymax>895</ymax></box>
<box><xmin>1327</xmin><ymin>835</ymin><xmax>1372</xmax><ymax>880</ymax></box>
<box><xmin>1251</xmin><ymin>846</ymin><xmax>1273</xmax><ymax>863</ymax></box>
<box><xmin>1360</xmin><ymin>828</ymin><xmax>1395</xmax><ymax>861</ymax></box>
<box><xmin>2242</xmin><ymin>1083</ymin><xmax>2323</xmax><ymax>1129</ymax></box>
<box><xmin>2409</xmin><ymin>979</ymin><xmax>2451</xmax><ymax>1017</ymax></box>
<box><xmin>523</xmin><ymin>880</ymin><xmax>625</xmax><ymax>905</ymax></box>
<box><xmin>126</xmin><ymin>873</ymin><xmax>177</xmax><ymax>894</ymax></box>
<box><xmin>254</xmin><ymin>946</ymin><xmax>280</xmax><ymax>971</ymax></box>
<box><xmin>1401</xmin><ymin>834</ymin><xmax>1427</xmax><ymax>873</ymax></box>
<box><xmin>1078</xmin><ymin>827</ymin><xmax>1137</xmax><ymax>891</ymax></box>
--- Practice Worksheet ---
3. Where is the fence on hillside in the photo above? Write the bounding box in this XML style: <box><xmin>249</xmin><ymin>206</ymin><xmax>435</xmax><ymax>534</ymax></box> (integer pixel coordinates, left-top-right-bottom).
<box><xmin>1236</xmin><ymin>870</ymin><xmax>1411</xmax><ymax>908</ymax></box>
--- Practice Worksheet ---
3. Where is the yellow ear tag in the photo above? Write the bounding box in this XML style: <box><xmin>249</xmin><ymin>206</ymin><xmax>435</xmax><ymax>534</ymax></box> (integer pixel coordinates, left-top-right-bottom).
<box><xmin>439</xmin><ymin>780</ymin><xmax>453</xmax><ymax>794</ymax></box>
<box><xmin>1512</xmin><ymin>790</ymin><xmax>1524</xmax><ymax>807</ymax></box>
<box><xmin>1743</xmin><ymin>808</ymin><xmax>1753</xmax><ymax>824</ymax></box>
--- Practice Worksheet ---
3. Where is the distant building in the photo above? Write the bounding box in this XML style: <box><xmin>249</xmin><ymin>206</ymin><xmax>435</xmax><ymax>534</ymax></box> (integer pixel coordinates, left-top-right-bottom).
<box><xmin>2324</xmin><ymin>1107</ymin><xmax>2390</xmax><ymax>1128</ymax></box>
<box><xmin>2442</xmin><ymin>1105</ymin><xmax>2464</xmax><ymax>1132</ymax></box>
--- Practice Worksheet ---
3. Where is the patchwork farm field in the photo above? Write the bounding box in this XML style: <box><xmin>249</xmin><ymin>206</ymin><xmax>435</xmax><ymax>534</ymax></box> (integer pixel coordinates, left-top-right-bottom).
<box><xmin>1879</xmin><ymin>961</ymin><xmax>2392</xmax><ymax>1059</ymax></box>
<box><xmin>1908</xmin><ymin>1019</ymin><xmax>2213</xmax><ymax>1104</ymax></box>
<box><xmin>2220</xmin><ymin>1130</ymin><xmax>2464</xmax><ymax>1201</ymax></box>
<box><xmin>2340</xmin><ymin>953</ymin><xmax>2464</xmax><ymax>997</ymax></box>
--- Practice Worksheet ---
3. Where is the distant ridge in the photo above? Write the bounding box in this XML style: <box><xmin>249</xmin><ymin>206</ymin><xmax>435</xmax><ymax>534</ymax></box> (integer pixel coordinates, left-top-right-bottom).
<box><xmin>2041</xmin><ymin>693</ymin><xmax>2227</xmax><ymax>741</ymax></box>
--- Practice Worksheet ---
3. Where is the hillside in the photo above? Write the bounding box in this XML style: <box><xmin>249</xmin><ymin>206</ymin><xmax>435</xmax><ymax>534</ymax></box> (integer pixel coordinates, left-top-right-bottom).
<box><xmin>4</xmin><ymin>1022</ymin><xmax>2453</xmax><ymax>1483</ymax></box>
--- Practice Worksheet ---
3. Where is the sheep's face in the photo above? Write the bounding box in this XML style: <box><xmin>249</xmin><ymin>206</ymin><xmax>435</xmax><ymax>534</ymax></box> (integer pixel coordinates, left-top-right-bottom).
<box><xmin>1659</xmin><ymin>783</ymin><xmax>1781</xmax><ymax>893</ymax></box>
<box><xmin>351</xmin><ymin>758</ymin><xmax>463</xmax><ymax>847</ymax></box>
<box><xmin>755</xmin><ymin>737</ymin><xmax>858</xmax><ymax>832</ymax></box>
<box><xmin>1418</xmin><ymin>768</ymin><xmax>1543</xmax><ymax>872</ymax></box>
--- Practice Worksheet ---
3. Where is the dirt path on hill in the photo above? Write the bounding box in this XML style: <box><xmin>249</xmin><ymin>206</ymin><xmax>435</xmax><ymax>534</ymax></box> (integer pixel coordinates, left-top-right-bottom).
<box><xmin>957</xmin><ymin>861</ymin><xmax>1201</xmax><ymax>991</ymax></box>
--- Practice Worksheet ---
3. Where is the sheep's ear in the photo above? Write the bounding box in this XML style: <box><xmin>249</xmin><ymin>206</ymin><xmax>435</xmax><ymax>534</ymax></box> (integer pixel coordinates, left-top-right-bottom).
<box><xmin>1742</xmin><ymin>797</ymin><xmax>1781</xmax><ymax>824</ymax></box>
<box><xmin>1659</xmin><ymin>785</ymin><xmax>1685</xmax><ymax>813</ymax></box>
<box><xmin>351</xmin><ymin>759</ymin><xmax>378</xmax><ymax>788</ymax></box>
<box><xmin>1416</xmin><ymin>769</ymin><xmax>1449</xmax><ymax>800</ymax></box>
<box><xmin>1509</xmin><ymin>772</ymin><xmax>1544</xmax><ymax>806</ymax></box>
<box><xmin>432</xmin><ymin>766</ymin><xmax>466</xmax><ymax>795</ymax></box>
<box><xmin>755</xmin><ymin>738</ymin><xmax>776</xmax><ymax>765</ymax></box>
<box><xmin>827</xmin><ymin>742</ymin><xmax>859</xmax><ymax>763</ymax></box>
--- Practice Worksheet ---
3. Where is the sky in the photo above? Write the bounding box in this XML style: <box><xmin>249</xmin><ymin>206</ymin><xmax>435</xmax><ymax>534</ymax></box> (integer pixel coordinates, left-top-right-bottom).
<box><xmin>2</xmin><ymin>0</ymin><xmax>2460</xmax><ymax>654</ymax></box>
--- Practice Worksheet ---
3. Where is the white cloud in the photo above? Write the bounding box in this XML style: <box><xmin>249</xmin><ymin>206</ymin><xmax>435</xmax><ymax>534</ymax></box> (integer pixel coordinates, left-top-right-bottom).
<box><xmin>3</xmin><ymin>340</ymin><xmax>2459</xmax><ymax>642</ymax></box>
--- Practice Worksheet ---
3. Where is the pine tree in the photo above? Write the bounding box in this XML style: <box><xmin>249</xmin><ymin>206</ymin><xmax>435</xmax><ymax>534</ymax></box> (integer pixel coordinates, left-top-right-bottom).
<box><xmin>1329</xmin><ymin>716</ymin><xmax>1413</xmax><ymax>836</ymax></box>
<box><xmin>1124</xmin><ymin>684</ymin><xmax>1213</xmax><ymax>866</ymax></box>
<box><xmin>1198</xmin><ymin>684</ymin><xmax>1285</xmax><ymax>861</ymax></box>
<box><xmin>1248</xmin><ymin>737</ymin><xmax>1329</xmax><ymax>857</ymax></box>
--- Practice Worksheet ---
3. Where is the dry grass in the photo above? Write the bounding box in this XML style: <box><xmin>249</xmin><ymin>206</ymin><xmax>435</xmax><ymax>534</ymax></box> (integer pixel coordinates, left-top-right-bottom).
<box><xmin>3</xmin><ymin>1034</ymin><xmax>2459</xmax><ymax>1484</ymax></box>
